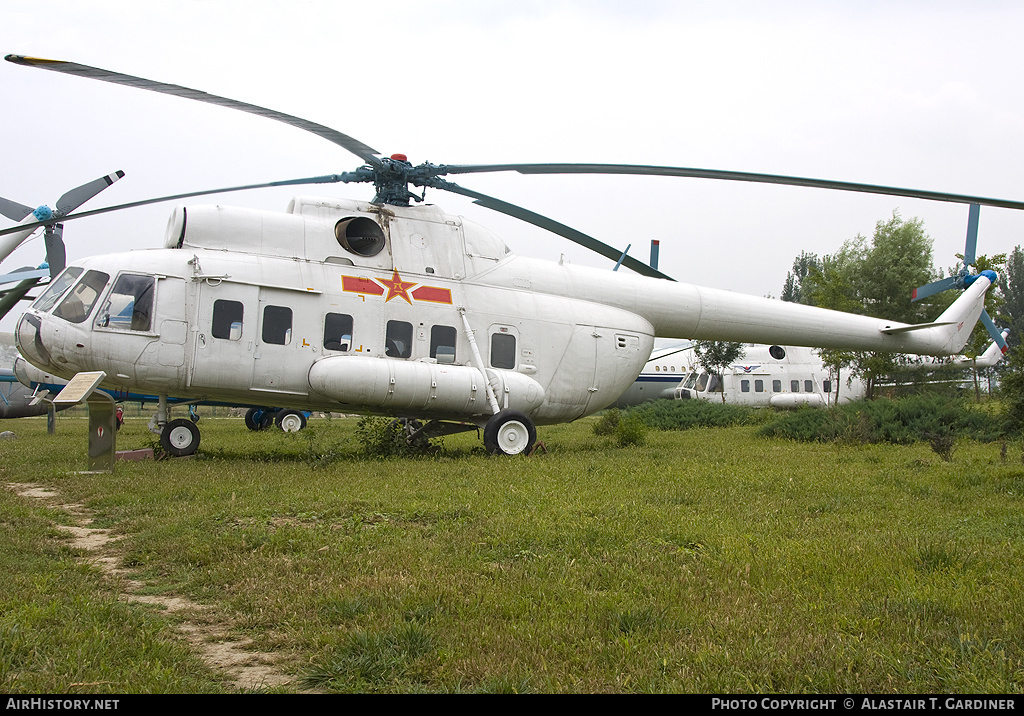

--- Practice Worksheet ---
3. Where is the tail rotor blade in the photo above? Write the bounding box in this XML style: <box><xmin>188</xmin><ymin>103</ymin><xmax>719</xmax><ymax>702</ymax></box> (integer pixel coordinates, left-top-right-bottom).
<box><xmin>912</xmin><ymin>275</ymin><xmax>958</xmax><ymax>302</ymax></box>
<box><xmin>979</xmin><ymin>309</ymin><xmax>1008</xmax><ymax>354</ymax></box>
<box><xmin>56</xmin><ymin>171</ymin><xmax>125</xmax><ymax>216</ymax></box>
<box><xmin>43</xmin><ymin>224</ymin><xmax>66</xmax><ymax>278</ymax></box>
<box><xmin>964</xmin><ymin>204</ymin><xmax>980</xmax><ymax>267</ymax></box>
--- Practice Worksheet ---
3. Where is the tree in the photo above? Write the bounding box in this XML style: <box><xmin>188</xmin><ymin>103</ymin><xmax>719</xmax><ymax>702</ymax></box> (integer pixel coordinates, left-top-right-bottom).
<box><xmin>781</xmin><ymin>251</ymin><xmax>821</xmax><ymax>304</ymax></box>
<box><xmin>998</xmin><ymin>245</ymin><xmax>1024</xmax><ymax>354</ymax></box>
<box><xmin>693</xmin><ymin>340</ymin><xmax>745</xmax><ymax>403</ymax></box>
<box><xmin>800</xmin><ymin>212</ymin><xmax>938</xmax><ymax>399</ymax></box>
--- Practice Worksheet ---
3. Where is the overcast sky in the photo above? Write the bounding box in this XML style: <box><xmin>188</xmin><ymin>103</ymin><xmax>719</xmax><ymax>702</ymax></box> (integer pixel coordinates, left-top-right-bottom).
<box><xmin>3</xmin><ymin>0</ymin><xmax>1024</xmax><ymax>334</ymax></box>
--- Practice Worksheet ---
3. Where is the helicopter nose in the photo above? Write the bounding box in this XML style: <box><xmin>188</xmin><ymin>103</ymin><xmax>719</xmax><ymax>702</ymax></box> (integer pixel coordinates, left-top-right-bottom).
<box><xmin>15</xmin><ymin>312</ymin><xmax>52</xmax><ymax>368</ymax></box>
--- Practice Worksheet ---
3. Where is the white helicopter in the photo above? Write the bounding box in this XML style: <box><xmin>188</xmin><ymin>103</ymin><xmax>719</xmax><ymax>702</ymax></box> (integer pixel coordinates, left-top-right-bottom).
<box><xmin>3</xmin><ymin>55</ymin><xmax>1020</xmax><ymax>457</ymax></box>
<box><xmin>616</xmin><ymin>334</ymin><xmax>1009</xmax><ymax>410</ymax></box>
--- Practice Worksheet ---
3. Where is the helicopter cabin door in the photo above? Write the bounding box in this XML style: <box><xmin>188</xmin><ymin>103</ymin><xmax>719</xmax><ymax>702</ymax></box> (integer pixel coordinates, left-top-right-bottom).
<box><xmin>249</xmin><ymin>287</ymin><xmax>317</xmax><ymax>397</ymax></box>
<box><xmin>188</xmin><ymin>281</ymin><xmax>260</xmax><ymax>392</ymax></box>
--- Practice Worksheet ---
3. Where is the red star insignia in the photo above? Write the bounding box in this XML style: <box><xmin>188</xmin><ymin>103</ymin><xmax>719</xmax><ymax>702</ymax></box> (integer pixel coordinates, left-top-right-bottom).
<box><xmin>376</xmin><ymin>270</ymin><xmax>417</xmax><ymax>304</ymax></box>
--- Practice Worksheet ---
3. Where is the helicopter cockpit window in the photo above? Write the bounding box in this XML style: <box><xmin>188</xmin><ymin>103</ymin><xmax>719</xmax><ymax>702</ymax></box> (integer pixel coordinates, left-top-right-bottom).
<box><xmin>335</xmin><ymin>217</ymin><xmax>386</xmax><ymax>257</ymax></box>
<box><xmin>385</xmin><ymin>320</ymin><xmax>413</xmax><ymax>358</ymax></box>
<box><xmin>707</xmin><ymin>375</ymin><xmax>723</xmax><ymax>393</ymax></box>
<box><xmin>430</xmin><ymin>325</ymin><xmax>457</xmax><ymax>364</ymax></box>
<box><xmin>695</xmin><ymin>373</ymin><xmax>710</xmax><ymax>392</ymax></box>
<box><xmin>262</xmin><ymin>305</ymin><xmax>293</xmax><ymax>345</ymax></box>
<box><xmin>33</xmin><ymin>267</ymin><xmax>82</xmax><ymax>313</ymax></box>
<box><xmin>682</xmin><ymin>372</ymin><xmax>699</xmax><ymax>390</ymax></box>
<box><xmin>212</xmin><ymin>299</ymin><xmax>244</xmax><ymax>341</ymax></box>
<box><xmin>490</xmin><ymin>332</ymin><xmax>516</xmax><ymax>370</ymax></box>
<box><xmin>96</xmin><ymin>274</ymin><xmax>155</xmax><ymax>332</ymax></box>
<box><xmin>53</xmin><ymin>270</ymin><xmax>109</xmax><ymax>324</ymax></box>
<box><xmin>324</xmin><ymin>313</ymin><xmax>353</xmax><ymax>352</ymax></box>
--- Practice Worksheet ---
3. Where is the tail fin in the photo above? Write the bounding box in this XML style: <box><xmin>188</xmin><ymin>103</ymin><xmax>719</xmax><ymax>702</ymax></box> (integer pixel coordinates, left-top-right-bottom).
<box><xmin>879</xmin><ymin>271</ymin><xmax>992</xmax><ymax>355</ymax></box>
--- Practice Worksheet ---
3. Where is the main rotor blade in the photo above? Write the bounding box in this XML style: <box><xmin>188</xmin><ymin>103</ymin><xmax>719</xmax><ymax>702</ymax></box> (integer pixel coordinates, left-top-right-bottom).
<box><xmin>0</xmin><ymin>174</ymin><xmax>347</xmax><ymax>239</ymax></box>
<box><xmin>0</xmin><ymin>196</ymin><xmax>33</xmax><ymax>222</ymax></box>
<box><xmin>6</xmin><ymin>55</ymin><xmax>382</xmax><ymax>167</ymax></box>
<box><xmin>442</xmin><ymin>163</ymin><xmax>1024</xmax><ymax>212</ymax></box>
<box><xmin>55</xmin><ymin>171</ymin><xmax>125</xmax><ymax>217</ymax></box>
<box><xmin>436</xmin><ymin>180</ymin><xmax>675</xmax><ymax>280</ymax></box>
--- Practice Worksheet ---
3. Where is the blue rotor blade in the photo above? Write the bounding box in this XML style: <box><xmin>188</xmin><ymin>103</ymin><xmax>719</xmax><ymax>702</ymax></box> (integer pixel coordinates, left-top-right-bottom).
<box><xmin>912</xmin><ymin>275</ymin><xmax>958</xmax><ymax>302</ymax></box>
<box><xmin>964</xmin><ymin>204</ymin><xmax>980</xmax><ymax>267</ymax></box>
<box><xmin>979</xmin><ymin>309</ymin><xmax>1008</xmax><ymax>354</ymax></box>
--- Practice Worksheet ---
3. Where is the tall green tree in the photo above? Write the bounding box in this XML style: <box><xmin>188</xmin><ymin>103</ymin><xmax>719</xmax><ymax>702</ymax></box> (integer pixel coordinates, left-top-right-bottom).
<box><xmin>799</xmin><ymin>212</ymin><xmax>938</xmax><ymax>399</ymax></box>
<box><xmin>781</xmin><ymin>251</ymin><xmax>821</xmax><ymax>304</ymax></box>
<box><xmin>998</xmin><ymin>245</ymin><xmax>1024</xmax><ymax>354</ymax></box>
<box><xmin>693</xmin><ymin>340</ymin><xmax>745</xmax><ymax>403</ymax></box>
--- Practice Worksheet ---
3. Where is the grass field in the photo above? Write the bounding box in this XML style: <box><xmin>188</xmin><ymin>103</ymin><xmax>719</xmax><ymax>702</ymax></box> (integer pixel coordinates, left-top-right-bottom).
<box><xmin>2</xmin><ymin>411</ymin><xmax>1024</xmax><ymax>693</ymax></box>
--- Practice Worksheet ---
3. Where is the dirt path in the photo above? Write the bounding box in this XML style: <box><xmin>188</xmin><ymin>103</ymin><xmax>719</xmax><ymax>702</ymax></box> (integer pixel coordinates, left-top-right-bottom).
<box><xmin>8</xmin><ymin>482</ymin><xmax>297</xmax><ymax>692</ymax></box>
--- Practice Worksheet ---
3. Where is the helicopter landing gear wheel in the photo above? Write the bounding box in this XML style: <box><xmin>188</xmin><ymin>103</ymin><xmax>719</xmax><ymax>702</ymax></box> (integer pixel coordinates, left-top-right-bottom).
<box><xmin>276</xmin><ymin>410</ymin><xmax>307</xmax><ymax>433</ymax></box>
<box><xmin>483</xmin><ymin>409</ymin><xmax>536</xmax><ymax>456</ymax></box>
<box><xmin>245</xmin><ymin>408</ymin><xmax>274</xmax><ymax>431</ymax></box>
<box><xmin>160</xmin><ymin>418</ymin><xmax>200</xmax><ymax>457</ymax></box>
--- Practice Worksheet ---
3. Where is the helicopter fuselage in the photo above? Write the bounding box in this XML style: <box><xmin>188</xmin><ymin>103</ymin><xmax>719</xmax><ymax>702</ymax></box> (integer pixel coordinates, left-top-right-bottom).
<box><xmin>13</xmin><ymin>195</ymin><xmax>991</xmax><ymax>446</ymax></box>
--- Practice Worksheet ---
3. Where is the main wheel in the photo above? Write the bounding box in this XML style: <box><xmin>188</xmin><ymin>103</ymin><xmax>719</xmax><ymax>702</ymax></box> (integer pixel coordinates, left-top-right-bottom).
<box><xmin>483</xmin><ymin>409</ymin><xmax>536</xmax><ymax>456</ymax></box>
<box><xmin>275</xmin><ymin>410</ymin><xmax>307</xmax><ymax>432</ymax></box>
<box><xmin>160</xmin><ymin>418</ymin><xmax>201</xmax><ymax>457</ymax></box>
<box><xmin>245</xmin><ymin>408</ymin><xmax>275</xmax><ymax>431</ymax></box>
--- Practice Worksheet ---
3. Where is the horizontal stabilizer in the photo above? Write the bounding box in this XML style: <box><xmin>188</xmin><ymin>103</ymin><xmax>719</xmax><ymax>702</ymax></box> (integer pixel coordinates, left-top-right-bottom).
<box><xmin>880</xmin><ymin>321</ymin><xmax>955</xmax><ymax>335</ymax></box>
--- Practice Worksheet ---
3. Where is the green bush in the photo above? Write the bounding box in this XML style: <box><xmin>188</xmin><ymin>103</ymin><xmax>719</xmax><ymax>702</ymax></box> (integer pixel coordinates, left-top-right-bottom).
<box><xmin>626</xmin><ymin>399</ymin><xmax>756</xmax><ymax>431</ymax></box>
<box><xmin>614</xmin><ymin>412</ymin><xmax>648</xmax><ymax>447</ymax></box>
<box><xmin>758</xmin><ymin>394</ymin><xmax>1011</xmax><ymax>445</ymax></box>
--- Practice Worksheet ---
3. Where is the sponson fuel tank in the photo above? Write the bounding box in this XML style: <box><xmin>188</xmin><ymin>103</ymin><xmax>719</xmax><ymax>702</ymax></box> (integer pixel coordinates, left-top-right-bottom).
<box><xmin>308</xmin><ymin>356</ymin><xmax>545</xmax><ymax>417</ymax></box>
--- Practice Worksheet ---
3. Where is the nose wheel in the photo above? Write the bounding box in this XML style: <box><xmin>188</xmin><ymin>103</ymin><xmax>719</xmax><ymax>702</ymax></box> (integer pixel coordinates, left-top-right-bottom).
<box><xmin>483</xmin><ymin>409</ymin><xmax>536</xmax><ymax>456</ymax></box>
<box><xmin>160</xmin><ymin>418</ymin><xmax>200</xmax><ymax>457</ymax></box>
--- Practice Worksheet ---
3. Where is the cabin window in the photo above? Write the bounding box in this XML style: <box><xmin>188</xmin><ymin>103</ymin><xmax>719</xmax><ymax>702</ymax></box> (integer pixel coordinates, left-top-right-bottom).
<box><xmin>324</xmin><ymin>313</ymin><xmax>353</xmax><ymax>352</ymax></box>
<box><xmin>770</xmin><ymin>345</ymin><xmax>786</xmax><ymax>360</ymax></box>
<box><xmin>823</xmin><ymin>379</ymin><xmax>832</xmax><ymax>393</ymax></box>
<box><xmin>53</xmin><ymin>270</ymin><xmax>109</xmax><ymax>324</ymax></box>
<box><xmin>755</xmin><ymin>379</ymin><xmax>764</xmax><ymax>392</ymax></box>
<box><xmin>96</xmin><ymin>274</ymin><xmax>155</xmax><ymax>331</ymax></box>
<box><xmin>262</xmin><ymin>305</ymin><xmax>292</xmax><ymax>345</ymax></box>
<box><xmin>430</xmin><ymin>325</ymin><xmax>458</xmax><ymax>363</ymax></box>
<box><xmin>791</xmin><ymin>380</ymin><xmax>800</xmax><ymax>392</ymax></box>
<box><xmin>212</xmin><ymin>299</ymin><xmax>244</xmax><ymax>341</ymax></box>
<box><xmin>491</xmin><ymin>332</ymin><xmax>516</xmax><ymax>369</ymax></box>
<box><xmin>804</xmin><ymin>380</ymin><xmax>814</xmax><ymax>393</ymax></box>
<box><xmin>773</xmin><ymin>380</ymin><xmax>782</xmax><ymax>392</ymax></box>
<box><xmin>741</xmin><ymin>379</ymin><xmax>750</xmax><ymax>393</ymax></box>
<box><xmin>385</xmin><ymin>320</ymin><xmax>413</xmax><ymax>358</ymax></box>
<box><xmin>33</xmin><ymin>267</ymin><xmax>82</xmax><ymax>312</ymax></box>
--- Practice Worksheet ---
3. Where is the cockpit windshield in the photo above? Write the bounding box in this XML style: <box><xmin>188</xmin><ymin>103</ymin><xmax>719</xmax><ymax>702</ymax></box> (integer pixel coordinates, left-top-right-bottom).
<box><xmin>52</xmin><ymin>270</ymin><xmax>110</xmax><ymax>324</ymax></box>
<box><xmin>32</xmin><ymin>267</ymin><xmax>82</xmax><ymax>313</ymax></box>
